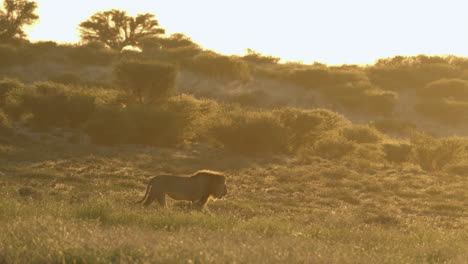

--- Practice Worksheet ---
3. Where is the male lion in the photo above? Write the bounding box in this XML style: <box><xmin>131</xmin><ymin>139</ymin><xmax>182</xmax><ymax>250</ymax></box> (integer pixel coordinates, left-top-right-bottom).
<box><xmin>136</xmin><ymin>170</ymin><xmax>227</xmax><ymax>209</ymax></box>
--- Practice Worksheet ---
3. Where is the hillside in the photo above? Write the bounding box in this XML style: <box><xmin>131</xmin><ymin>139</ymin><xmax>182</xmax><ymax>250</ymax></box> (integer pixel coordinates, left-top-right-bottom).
<box><xmin>0</xmin><ymin>39</ymin><xmax>467</xmax><ymax>263</ymax></box>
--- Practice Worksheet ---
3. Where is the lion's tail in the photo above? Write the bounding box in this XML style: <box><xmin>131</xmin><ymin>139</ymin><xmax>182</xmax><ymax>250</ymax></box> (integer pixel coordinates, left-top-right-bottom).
<box><xmin>135</xmin><ymin>181</ymin><xmax>152</xmax><ymax>204</ymax></box>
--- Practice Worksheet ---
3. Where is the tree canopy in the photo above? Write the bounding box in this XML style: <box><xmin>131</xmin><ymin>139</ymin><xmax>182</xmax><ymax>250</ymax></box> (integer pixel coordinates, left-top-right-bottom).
<box><xmin>0</xmin><ymin>0</ymin><xmax>39</xmax><ymax>41</ymax></box>
<box><xmin>79</xmin><ymin>9</ymin><xmax>165</xmax><ymax>50</ymax></box>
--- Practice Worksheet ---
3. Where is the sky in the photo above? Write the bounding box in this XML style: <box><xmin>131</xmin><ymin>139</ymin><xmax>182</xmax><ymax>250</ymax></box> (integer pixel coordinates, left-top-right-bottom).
<box><xmin>24</xmin><ymin>0</ymin><xmax>468</xmax><ymax>65</ymax></box>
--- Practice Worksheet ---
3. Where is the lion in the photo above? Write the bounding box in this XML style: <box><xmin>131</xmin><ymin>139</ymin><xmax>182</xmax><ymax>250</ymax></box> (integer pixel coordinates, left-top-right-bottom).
<box><xmin>136</xmin><ymin>170</ymin><xmax>228</xmax><ymax>210</ymax></box>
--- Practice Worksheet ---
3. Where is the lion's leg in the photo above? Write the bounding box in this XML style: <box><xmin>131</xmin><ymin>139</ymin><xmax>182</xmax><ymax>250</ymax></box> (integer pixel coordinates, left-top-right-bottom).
<box><xmin>143</xmin><ymin>194</ymin><xmax>156</xmax><ymax>207</ymax></box>
<box><xmin>193</xmin><ymin>195</ymin><xmax>209</xmax><ymax>211</ymax></box>
<box><xmin>156</xmin><ymin>194</ymin><xmax>167</xmax><ymax>208</ymax></box>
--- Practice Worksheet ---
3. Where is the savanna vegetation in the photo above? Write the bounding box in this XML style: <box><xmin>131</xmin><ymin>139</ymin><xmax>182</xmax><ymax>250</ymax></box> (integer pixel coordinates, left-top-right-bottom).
<box><xmin>0</xmin><ymin>1</ymin><xmax>467</xmax><ymax>263</ymax></box>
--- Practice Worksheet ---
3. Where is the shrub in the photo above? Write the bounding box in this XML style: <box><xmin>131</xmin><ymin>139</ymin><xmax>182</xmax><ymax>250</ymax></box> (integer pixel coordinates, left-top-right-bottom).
<box><xmin>86</xmin><ymin>103</ymin><xmax>196</xmax><ymax>146</ymax></box>
<box><xmin>208</xmin><ymin>110</ymin><xmax>287</xmax><ymax>154</ymax></box>
<box><xmin>242</xmin><ymin>49</ymin><xmax>280</xmax><ymax>65</ymax></box>
<box><xmin>48</xmin><ymin>72</ymin><xmax>82</xmax><ymax>85</ymax></box>
<box><xmin>0</xmin><ymin>44</ymin><xmax>18</xmax><ymax>67</ymax></box>
<box><xmin>186</xmin><ymin>52</ymin><xmax>251</xmax><ymax>81</ymax></box>
<box><xmin>415</xmin><ymin>99</ymin><xmax>468</xmax><ymax>124</ymax></box>
<box><xmin>341</xmin><ymin>125</ymin><xmax>382</xmax><ymax>144</ymax></box>
<box><xmin>0</xmin><ymin>78</ymin><xmax>23</xmax><ymax>105</ymax></box>
<box><xmin>368</xmin><ymin>56</ymin><xmax>462</xmax><ymax>91</ymax></box>
<box><xmin>85</xmin><ymin>107</ymin><xmax>133</xmax><ymax>145</ymax></box>
<box><xmin>287</xmin><ymin>67</ymin><xmax>330</xmax><ymax>89</ymax></box>
<box><xmin>125</xmin><ymin>105</ymin><xmax>187</xmax><ymax>147</ymax></box>
<box><xmin>312</xmin><ymin>133</ymin><xmax>356</xmax><ymax>159</ymax></box>
<box><xmin>382</xmin><ymin>143</ymin><xmax>412</xmax><ymax>163</ymax></box>
<box><xmin>140</xmin><ymin>33</ymin><xmax>199</xmax><ymax>51</ymax></box>
<box><xmin>275</xmin><ymin>108</ymin><xmax>350</xmax><ymax>151</ymax></box>
<box><xmin>411</xmin><ymin>132</ymin><xmax>467</xmax><ymax>171</ymax></box>
<box><xmin>362</xmin><ymin>89</ymin><xmax>398</xmax><ymax>115</ymax></box>
<box><xmin>418</xmin><ymin>79</ymin><xmax>468</xmax><ymax>100</ymax></box>
<box><xmin>66</xmin><ymin>42</ymin><xmax>117</xmax><ymax>65</ymax></box>
<box><xmin>163</xmin><ymin>94</ymin><xmax>221</xmax><ymax>142</ymax></box>
<box><xmin>369</xmin><ymin>118</ymin><xmax>416</xmax><ymax>135</ymax></box>
<box><xmin>444</xmin><ymin>161</ymin><xmax>468</xmax><ymax>176</ymax></box>
<box><xmin>0</xmin><ymin>110</ymin><xmax>14</xmax><ymax>136</ymax></box>
<box><xmin>114</xmin><ymin>60</ymin><xmax>177</xmax><ymax>104</ymax></box>
<box><xmin>21</xmin><ymin>82</ymin><xmax>96</xmax><ymax>129</ymax></box>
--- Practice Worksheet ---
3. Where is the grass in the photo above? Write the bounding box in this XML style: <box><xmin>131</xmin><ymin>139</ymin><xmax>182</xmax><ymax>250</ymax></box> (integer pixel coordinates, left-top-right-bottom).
<box><xmin>1</xmin><ymin>43</ymin><xmax>468</xmax><ymax>263</ymax></box>
<box><xmin>0</xmin><ymin>138</ymin><xmax>466</xmax><ymax>263</ymax></box>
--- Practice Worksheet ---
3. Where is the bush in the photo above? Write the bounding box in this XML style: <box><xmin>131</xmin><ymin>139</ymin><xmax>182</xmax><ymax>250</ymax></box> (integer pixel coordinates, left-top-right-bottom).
<box><xmin>369</xmin><ymin>119</ymin><xmax>416</xmax><ymax>135</ymax></box>
<box><xmin>415</xmin><ymin>99</ymin><xmax>468</xmax><ymax>124</ymax></box>
<box><xmin>66</xmin><ymin>42</ymin><xmax>117</xmax><ymax>65</ymax></box>
<box><xmin>85</xmin><ymin>107</ymin><xmax>133</xmax><ymax>145</ymax></box>
<box><xmin>0</xmin><ymin>78</ymin><xmax>23</xmax><ymax>105</ymax></box>
<box><xmin>21</xmin><ymin>82</ymin><xmax>96</xmax><ymax>129</ymax></box>
<box><xmin>163</xmin><ymin>94</ymin><xmax>221</xmax><ymax>142</ymax></box>
<box><xmin>0</xmin><ymin>110</ymin><xmax>14</xmax><ymax>136</ymax></box>
<box><xmin>341</xmin><ymin>125</ymin><xmax>382</xmax><ymax>144</ymax></box>
<box><xmin>275</xmin><ymin>108</ymin><xmax>350</xmax><ymax>151</ymax></box>
<box><xmin>411</xmin><ymin>132</ymin><xmax>467</xmax><ymax>171</ymax></box>
<box><xmin>208</xmin><ymin>110</ymin><xmax>287</xmax><ymax>154</ymax></box>
<box><xmin>125</xmin><ymin>105</ymin><xmax>187</xmax><ymax>146</ymax></box>
<box><xmin>444</xmin><ymin>161</ymin><xmax>468</xmax><ymax>176</ymax></box>
<box><xmin>140</xmin><ymin>33</ymin><xmax>199</xmax><ymax>51</ymax></box>
<box><xmin>312</xmin><ymin>134</ymin><xmax>356</xmax><ymax>159</ymax></box>
<box><xmin>242</xmin><ymin>49</ymin><xmax>280</xmax><ymax>65</ymax></box>
<box><xmin>114</xmin><ymin>60</ymin><xmax>177</xmax><ymax>104</ymax></box>
<box><xmin>418</xmin><ymin>79</ymin><xmax>468</xmax><ymax>100</ymax></box>
<box><xmin>382</xmin><ymin>143</ymin><xmax>412</xmax><ymax>163</ymax></box>
<box><xmin>368</xmin><ymin>55</ymin><xmax>462</xmax><ymax>91</ymax></box>
<box><xmin>48</xmin><ymin>72</ymin><xmax>82</xmax><ymax>85</ymax></box>
<box><xmin>86</xmin><ymin>103</ymin><xmax>196</xmax><ymax>147</ymax></box>
<box><xmin>186</xmin><ymin>52</ymin><xmax>251</xmax><ymax>81</ymax></box>
<box><xmin>0</xmin><ymin>44</ymin><xmax>18</xmax><ymax>67</ymax></box>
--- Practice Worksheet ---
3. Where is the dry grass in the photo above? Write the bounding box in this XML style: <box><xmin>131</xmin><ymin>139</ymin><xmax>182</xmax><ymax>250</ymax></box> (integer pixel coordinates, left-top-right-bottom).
<box><xmin>0</xmin><ymin>139</ymin><xmax>466</xmax><ymax>263</ymax></box>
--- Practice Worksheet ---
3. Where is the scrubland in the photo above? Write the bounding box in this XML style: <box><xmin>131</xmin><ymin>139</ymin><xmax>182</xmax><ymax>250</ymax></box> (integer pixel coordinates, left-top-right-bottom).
<box><xmin>0</xmin><ymin>39</ymin><xmax>467</xmax><ymax>263</ymax></box>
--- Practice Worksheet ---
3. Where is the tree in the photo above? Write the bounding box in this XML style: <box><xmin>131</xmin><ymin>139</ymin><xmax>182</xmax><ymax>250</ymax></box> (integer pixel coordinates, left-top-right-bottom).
<box><xmin>114</xmin><ymin>60</ymin><xmax>177</xmax><ymax>104</ymax></box>
<box><xmin>79</xmin><ymin>9</ymin><xmax>165</xmax><ymax>50</ymax></box>
<box><xmin>0</xmin><ymin>0</ymin><xmax>39</xmax><ymax>41</ymax></box>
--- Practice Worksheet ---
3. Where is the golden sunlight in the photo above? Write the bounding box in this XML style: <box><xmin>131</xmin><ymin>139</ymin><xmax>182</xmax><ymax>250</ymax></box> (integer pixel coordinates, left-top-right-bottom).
<box><xmin>26</xmin><ymin>0</ymin><xmax>468</xmax><ymax>65</ymax></box>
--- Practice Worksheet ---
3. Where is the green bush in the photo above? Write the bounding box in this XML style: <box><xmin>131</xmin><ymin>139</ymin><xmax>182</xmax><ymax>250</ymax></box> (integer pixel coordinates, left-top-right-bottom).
<box><xmin>0</xmin><ymin>78</ymin><xmax>24</xmax><ymax>105</ymax></box>
<box><xmin>418</xmin><ymin>79</ymin><xmax>468</xmax><ymax>100</ymax></box>
<box><xmin>208</xmin><ymin>110</ymin><xmax>287</xmax><ymax>154</ymax></box>
<box><xmin>21</xmin><ymin>82</ymin><xmax>96</xmax><ymax>129</ymax></box>
<box><xmin>0</xmin><ymin>110</ymin><xmax>14</xmax><ymax>136</ymax></box>
<box><xmin>85</xmin><ymin>107</ymin><xmax>133</xmax><ymax>145</ymax></box>
<box><xmin>86</xmin><ymin>103</ymin><xmax>196</xmax><ymax>147</ymax></box>
<box><xmin>444</xmin><ymin>161</ymin><xmax>468</xmax><ymax>176</ymax></box>
<box><xmin>415</xmin><ymin>99</ymin><xmax>468</xmax><ymax>124</ymax></box>
<box><xmin>382</xmin><ymin>143</ymin><xmax>412</xmax><ymax>163</ymax></box>
<box><xmin>341</xmin><ymin>125</ymin><xmax>382</xmax><ymax>144</ymax></box>
<box><xmin>369</xmin><ymin>118</ymin><xmax>416</xmax><ymax>135</ymax></box>
<box><xmin>312</xmin><ymin>134</ymin><xmax>356</xmax><ymax>159</ymax></box>
<box><xmin>0</xmin><ymin>44</ymin><xmax>18</xmax><ymax>67</ymax></box>
<box><xmin>186</xmin><ymin>52</ymin><xmax>251</xmax><ymax>81</ymax></box>
<box><xmin>368</xmin><ymin>55</ymin><xmax>462</xmax><ymax>91</ymax></box>
<box><xmin>48</xmin><ymin>72</ymin><xmax>82</xmax><ymax>85</ymax></box>
<box><xmin>275</xmin><ymin>108</ymin><xmax>350</xmax><ymax>151</ymax></box>
<box><xmin>114</xmin><ymin>60</ymin><xmax>177</xmax><ymax>104</ymax></box>
<box><xmin>242</xmin><ymin>49</ymin><xmax>280</xmax><ymax>65</ymax></box>
<box><xmin>163</xmin><ymin>94</ymin><xmax>221</xmax><ymax>142</ymax></box>
<box><xmin>411</xmin><ymin>133</ymin><xmax>467</xmax><ymax>171</ymax></box>
<box><xmin>66</xmin><ymin>42</ymin><xmax>117</xmax><ymax>65</ymax></box>
<box><xmin>125</xmin><ymin>105</ymin><xmax>187</xmax><ymax>146</ymax></box>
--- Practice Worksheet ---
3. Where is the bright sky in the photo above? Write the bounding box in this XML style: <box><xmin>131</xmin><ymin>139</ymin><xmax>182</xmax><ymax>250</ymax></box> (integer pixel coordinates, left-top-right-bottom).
<box><xmin>25</xmin><ymin>0</ymin><xmax>468</xmax><ymax>65</ymax></box>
